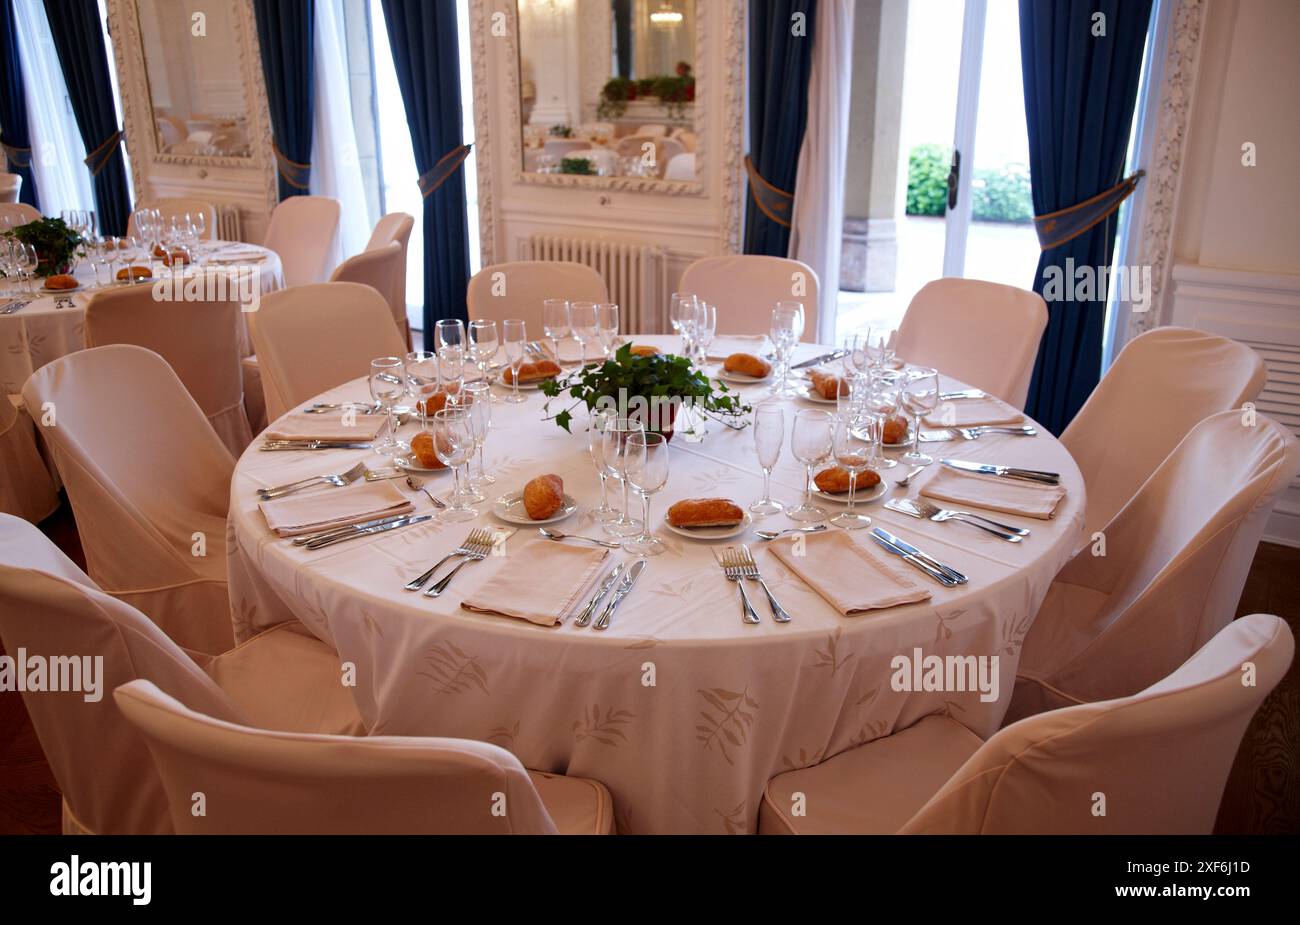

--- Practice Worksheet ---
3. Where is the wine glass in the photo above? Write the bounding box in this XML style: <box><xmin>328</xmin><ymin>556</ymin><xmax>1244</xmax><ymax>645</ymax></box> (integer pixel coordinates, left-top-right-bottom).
<box><xmin>692</xmin><ymin>301</ymin><xmax>716</xmax><ymax>367</ymax></box>
<box><xmin>790</xmin><ymin>408</ymin><xmax>833</xmax><ymax>522</ymax></box>
<box><xmin>601</xmin><ymin>417</ymin><xmax>646</xmax><ymax>537</ymax></box>
<box><xmin>902</xmin><ymin>366</ymin><xmax>939</xmax><ymax>466</ymax></box>
<box><xmin>623</xmin><ymin>431</ymin><xmax>669</xmax><ymax>556</ymax></box>
<box><xmin>570</xmin><ymin>301</ymin><xmax>598</xmax><ymax>366</ymax></box>
<box><xmin>596</xmin><ymin>303</ymin><xmax>620</xmax><ymax>358</ymax></box>
<box><xmin>436</xmin><ymin>318</ymin><xmax>465</xmax><ymax>354</ymax></box>
<box><xmin>436</xmin><ymin>342</ymin><xmax>465</xmax><ymax>400</ymax></box>
<box><xmin>16</xmin><ymin>242</ymin><xmax>37</xmax><ymax>294</ymax></box>
<box><xmin>459</xmin><ymin>380</ymin><xmax>495</xmax><ymax>486</ymax></box>
<box><xmin>84</xmin><ymin>234</ymin><xmax>106</xmax><ymax>286</ymax></box>
<box><xmin>542</xmin><ymin>298</ymin><xmax>570</xmax><ymax>363</ymax></box>
<box><xmin>467</xmin><ymin>319</ymin><xmax>499</xmax><ymax>398</ymax></box>
<box><xmin>588</xmin><ymin>407</ymin><xmax>618</xmax><ymax>523</ymax></box>
<box><xmin>432</xmin><ymin>407</ymin><xmax>480</xmax><ymax>523</ymax></box>
<box><xmin>769</xmin><ymin>301</ymin><xmax>804</xmax><ymax>397</ymax></box>
<box><xmin>502</xmin><ymin>318</ymin><xmax>528</xmax><ymax>403</ymax></box>
<box><xmin>867</xmin><ymin>369</ymin><xmax>901</xmax><ymax>470</ymax></box>
<box><xmin>670</xmin><ymin>292</ymin><xmax>697</xmax><ymax>355</ymax></box>
<box><xmin>369</xmin><ymin>357</ymin><xmax>409</xmax><ymax>458</ymax></box>
<box><xmin>405</xmin><ymin>351</ymin><xmax>441</xmax><ymax>427</ymax></box>
<box><xmin>863</xmin><ymin>326</ymin><xmax>890</xmax><ymax>373</ymax></box>
<box><xmin>830</xmin><ymin>411</ymin><xmax>877</xmax><ymax>530</ymax></box>
<box><xmin>750</xmin><ymin>403</ymin><xmax>784</xmax><ymax>515</ymax></box>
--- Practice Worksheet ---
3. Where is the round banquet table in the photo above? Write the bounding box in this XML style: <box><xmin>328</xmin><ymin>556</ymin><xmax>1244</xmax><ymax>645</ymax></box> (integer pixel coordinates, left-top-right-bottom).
<box><xmin>228</xmin><ymin>334</ymin><xmax>1085</xmax><ymax>834</ymax></box>
<box><xmin>0</xmin><ymin>241</ymin><xmax>283</xmax><ymax>395</ymax></box>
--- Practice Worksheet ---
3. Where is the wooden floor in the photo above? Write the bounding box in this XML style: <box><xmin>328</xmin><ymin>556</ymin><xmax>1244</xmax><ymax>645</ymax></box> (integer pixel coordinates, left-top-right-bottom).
<box><xmin>2</xmin><ymin>500</ymin><xmax>1298</xmax><ymax>834</ymax></box>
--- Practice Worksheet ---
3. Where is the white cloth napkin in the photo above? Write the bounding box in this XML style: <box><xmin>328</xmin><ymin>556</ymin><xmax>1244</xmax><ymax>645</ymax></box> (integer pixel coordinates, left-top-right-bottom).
<box><xmin>769</xmin><ymin>531</ymin><xmax>932</xmax><ymax>615</ymax></box>
<box><xmin>925</xmin><ymin>398</ymin><xmax>1024</xmax><ymax>428</ymax></box>
<box><xmin>460</xmin><ymin>539</ymin><xmax>608</xmax><ymax>626</ymax></box>
<box><xmin>920</xmin><ymin>467</ymin><xmax>1066</xmax><ymax>520</ymax></box>
<box><xmin>264</xmin><ymin>413</ymin><xmax>388</xmax><ymax>442</ymax></box>
<box><xmin>259</xmin><ymin>481</ymin><xmax>414</xmax><ymax>536</ymax></box>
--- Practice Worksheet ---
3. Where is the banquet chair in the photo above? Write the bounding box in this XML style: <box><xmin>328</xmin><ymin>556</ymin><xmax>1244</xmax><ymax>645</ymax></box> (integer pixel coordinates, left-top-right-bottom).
<box><xmin>467</xmin><ymin>261</ymin><xmax>608</xmax><ymax>336</ymax></box>
<box><xmin>679</xmin><ymin>255</ymin><xmax>821</xmax><ymax>342</ymax></box>
<box><xmin>0</xmin><ymin>172</ymin><xmax>21</xmax><ymax>203</ymax></box>
<box><xmin>0</xmin><ymin>201</ymin><xmax>40</xmax><ymax>225</ymax></box>
<box><xmin>329</xmin><ymin>242</ymin><xmax>406</xmax><ymax>347</ymax></box>
<box><xmin>759</xmin><ymin>613</ymin><xmax>1291</xmax><ymax>835</ymax></box>
<box><xmin>22</xmin><ymin>345</ymin><xmax>236</xmax><ymax>654</ymax></box>
<box><xmin>126</xmin><ymin>197</ymin><xmax>219</xmax><ymax>240</ymax></box>
<box><xmin>893</xmin><ymin>278</ymin><xmax>1048</xmax><ymax>409</ymax></box>
<box><xmin>84</xmin><ymin>280</ymin><xmax>253</xmax><ymax>455</ymax></box>
<box><xmin>0</xmin><ymin>513</ymin><xmax>366</xmax><ymax>835</ymax></box>
<box><xmin>366</xmin><ymin>211</ymin><xmax>415</xmax><ymax>347</ymax></box>
<box><xmin>543</xmin><ymin>138</ymin><xmax>589</xmax><ymax>159</ymax></box>
<box><xmin>652</xmin><ymin>137</ymin><xmax>687</xmax><ymax>177</ymax></box>
<box><xmin>0</xmin><ymin>394</ymin><xmax>59</xmax><ymax>522</ymax></box>
<box><xmin>664</xmin><ymin>152</ymin><xmax>696</xmax><ymax>181</ymax></box>
<box><xmin>635</xmin><ymin>124</ymin><xmax>667</xmax><ymax>137</ymax></box>
<box><xmin>1062</xmin><ymin>326</ymin><xmax>1266</xmax><ymax>544</ymax></box>
<box><xmin>1005</xmin><ymin>410</ymin><xmax>1300</xmax><ymax>722</ymax></box>
<box><xmin>262</xmin><ymin>195</ymin><xmax>341</xmax><ymax>287</ymax></box>
<box><xmin>116</xmin><ymin>679</ymin><xmax>616</xmax><ymax>835</ymax></box>
<box><xmin>248</xmin><ymin>281</ymin><xmax>407</xmax><ymax>422</ymax></box>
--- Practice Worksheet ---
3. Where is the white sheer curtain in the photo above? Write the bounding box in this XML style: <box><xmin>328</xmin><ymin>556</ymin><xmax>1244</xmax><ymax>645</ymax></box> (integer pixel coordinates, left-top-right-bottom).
<box><xmin>789</xmin><ymin>0</ymin><xmax>854</xmax><ymax>346</ymax></box>
<box><xmin>13</xmin><ymin>0</ymin><xmax>95</xmax><ymax>217</ymax></box>
<box><xmin>310</xmin><ymin>0</ymin><xmax>372</xmax><ymax>261</ymax></box>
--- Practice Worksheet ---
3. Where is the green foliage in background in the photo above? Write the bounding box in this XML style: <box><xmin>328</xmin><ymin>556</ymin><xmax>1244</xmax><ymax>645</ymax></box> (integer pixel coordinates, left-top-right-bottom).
<box><xmin>905</xmin><ymin>144</ymin><xmax>1034</xmax><ymax>224</ymax></box>
<box><xmin>559</xmin><ymin>157</ymin><xmax>596</xmax><ymax>175</ymax></box>
<box><xmin>906</xmin><ymin>143</ymin><xmax>951</xmax><ymax>217</ymax></box>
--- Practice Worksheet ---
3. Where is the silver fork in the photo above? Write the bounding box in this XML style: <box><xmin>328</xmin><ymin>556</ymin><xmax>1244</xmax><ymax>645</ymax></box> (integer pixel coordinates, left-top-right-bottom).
<box><xmin>894</xmin><ymin>496</ymin><xmax>1028</xmax><ymax>541</ymax></box>
<box><xmin>739</xmin><ymin>545</ymin><xmax>791</xmax><ymax>623</ymax></box>
<box><xmin>423</xmin><ymin>532</ymin><xmax>495</xmax><ymax>597</ymax></box>
<box><xmin>957</xmin><ymin>426</ymin><xmax>1038</xmax><ymax>439</ymax></box>
<box><xmin>405</xmin><ymin>527</ymin><xmax>490</xmax><ymax>591</ymax></box>
<box><xmin>258</xmin><ymin>461</ymin><xmax>367</xmax><ymax>501</ymax></box>
<box><xmin>720</xmin><ymin>547</ymin><xmax>761</xmax><ymax>624</ymax></box>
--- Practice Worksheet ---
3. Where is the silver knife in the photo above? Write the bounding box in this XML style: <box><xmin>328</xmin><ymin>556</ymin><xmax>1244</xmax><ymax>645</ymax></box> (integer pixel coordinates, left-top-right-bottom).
<box><xmin>261</xmin><ymin>441</ymin><xmax>374</xmax><ymax>451</ymax></box>
<box><xmin>872</xmin><ymin>527</ymin><xmax>967</xmax><ymax>584</ymax></box>
<box><xmin>594</xmin><ymin>559</ymin><xmax>646</xmax><ymax>630</ymax></box>
<box><xmin>791</xmin><ymin>349</ymin><xmax>848</xmax><ymax>370</ymax></box>
<box><xmin>940</xmin><ymin>389</ymin><xmax>985</xmax><ymax>400</ymax></box>
<box><xmin>941</xmin><ymin>458</ymin><xmax>1060</xmax><ymax>484</ymax></box>
<box><xmin>573</xmin><ymin>562</ymin><xmax>624</xmax><ymax>627</ymax></box>
<box><xmin>304</xmin><ymin>513</ymin><xmax>433</xmax><ymax>549</ymax></box>
<box><xmin>292</xmin><ymin>512</ymin><xmax>413</xmax><ymax>545</ymax></box>
<box><xmin>868</xmin><ymin>531</ymin><xmax>959</xmax><ymax>587</ymax></box>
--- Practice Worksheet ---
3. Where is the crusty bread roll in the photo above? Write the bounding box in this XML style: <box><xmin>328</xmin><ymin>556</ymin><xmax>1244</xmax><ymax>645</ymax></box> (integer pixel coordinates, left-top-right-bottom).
<box><xmin>882</xmin><ymin>414</ymin><xmax>909</xmax><ymax>445</ymax></box>
<box><xmin>809</xmin><ymin>370</ymin><xmax>848</xmax><ymax>400</ymax></box>
<box><xmin>723</xmin><ymin>353</ymin><xmax>771</xmax><ymax>378</ymax></box>
<box><xmin>163</xmin><ymin>249</ymin><xmax>191</xmax><ymax>267</ymax></box>
<box><xmin>115</xmin><ymin>265</ymin><xmax>153</xmax><ymax>281</ymax></box>
<box><xmin>409</xmin><ymin>432</ymin><xmax>449</xmax><ymax>469</ymax></box>
<box><xmin>814</xmin><ymin>466</ymin><xmax>881</xmax><ymax>494</ymax></box>
<box><xmin>523</xmin><ymin>474</ymin><xmax>565</xmax><ymax>519</ymax></box>
<box><xmin>666</xmin><ymin>497</ymin><xmax>744</xmax><ymax>528</ymax></box>
<box><xmin>43</xmin><ymin>274</ymin><xmax>77</xmax><ymax>290</ymax></box>
<box><xmin>416</xmin><ymin>391</ymin><xmax>449</xmax><ymax>418</ymax></box>
<box><xmin>629</xmin><ymin>344</ymin><xmax>660</xmax><ymax>357</ymax></box>
<box><xmin>504</xmin><ymin>359</ymin><xmax>562</xmax><ymax>385</ymax></box>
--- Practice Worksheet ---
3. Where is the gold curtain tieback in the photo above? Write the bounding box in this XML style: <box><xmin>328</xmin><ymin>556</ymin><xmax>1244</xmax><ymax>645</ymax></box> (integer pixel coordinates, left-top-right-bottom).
<box><xmin>744</xmin><ymin>154</ymin><xmax>794</xmax><ymax>229</ymax></box>
<box><xmin>1034</xmin><ymin>170</ymin><xmax>1144</xmax><ymax>250</ymax></box>
<box><xmin>82</xmin><ymin>131</ymin><xmax>123</xmax><ymax>177</ymax></box>
<box><xmin>272</xmin><ymin>142</ymin><xmax>312</xmax><ymax>190</ymax></box>
<box><xmin>418</xmin><ymin>144</ymin><xmax>472</xmax><ymax>198</ymax></box>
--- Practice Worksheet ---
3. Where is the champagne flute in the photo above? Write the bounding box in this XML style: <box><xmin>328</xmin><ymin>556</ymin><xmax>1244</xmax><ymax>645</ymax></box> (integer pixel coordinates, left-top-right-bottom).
<box><xmin>446</xmin><ymin>388</ymin><xmax>486</xmax><ymax>503</ymax></box>
<box><xmin>588</xmin><ymin>407</ymin><xmax>618</xmax><ymax>523</ymax></box>
<box><xmin>502</xmin><ymin>318</ymin><xmax>528</xmax><ymax>403</ymax></box>
<box><xmin>460</xmin><ymin>380</ymin><xmax>495</xmax><ymax>486</ymax></box>
<box><xmin>601</xmin><ymin>417</ymin><xmax>646</xmax><ymax>537</ymax></box>
<box><xmin>769</xmin><ymin>301</ymin><xmax>804</xmax><ymax>397</ymax></box>
<box><xmin>405</xmin><ymin>351</ymin><xmax>440</xmax><ymax>427</ymax></box>
<box><xmin>902</xmin><ymin>366</ymin><xmax>939</xmax><ymax>466</ymax></box>
<box><xmin>570</xmin><ymin>301</ymin><xmax>598</xmax><ymax>366</ymax></box>
<box><xmin>693</xmin><ymin>301</ymin><xmax>716</xmax><ymax>367</ymax></box>
<box><xmin>789</xmin><ymin>408</ymin><xmax>833</xmax><ymax>522</ymax></box>
<box><xmin>369</xmin><ymin>357</ymin><xmax>409</xmax><ymax>458</ymax></box>
<box><xmin>830</xmin><ymin>411</ymin><xmax>877</xmax><ymax>530</ymax></box>
<box><xmin>432</xmin><ymin>407</ymin><xmax>479</xmax><ymax>523</ymax></box>
<box><xmin>868</xmin><ymin>369</ymin><xmax>901</xmax><ymax>469</ymax></box>
<box><xmin>436</xmin><ymin>342</ymin><xmax>465</xmax><ymax>400</ymax></box>
<box><xmin>670</xmin><ymin>292</ymin><xmax>697</xmax><ymax>356</ymax></box>
<box><xmin>596</xmin><ymin>302</ymin><xmax>620</xmax><ymax>358</ymax></box>
<box><xmin>467</xmin><ymin>319</ymin><xmax>499</xmax><ymax>396</ymax></box>
<box><xmin>750</xmin><ymin>403</ymin><xmax>784</xmax><ymax>515</ymax></box>
<box><xmin>623</xmin><ymin>431</ymin><xmax>669</xmax><ymax>556</ymax></box>
<box><xmin>542</xmin><ymin>298</ymin><xmax>570</xmax><ymax>363</ymax></box>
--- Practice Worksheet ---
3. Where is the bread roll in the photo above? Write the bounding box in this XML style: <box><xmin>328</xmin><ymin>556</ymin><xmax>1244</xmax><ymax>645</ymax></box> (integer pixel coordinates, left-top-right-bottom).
<box><xmin>115</xmin><ymin>265</ymin><xmax>153</xmax><ymax>281</ymax></box>
<box><xmin>666</xmin><ymin>497</ymin><xmax>744</xmax><ymax>528</ymax></box>
<box><xmin>881</xmin><ymin>414</ymin><xmax>909</xmax><ymax>445</ymax></box>
<box><xmin>43</xmin><ymin>274</ymin><xmax>77</xmax><ymax>290</ymax></box>
<box><xmin>814</xmin><ymin>466</ymin><xmax>881</xmax><ymax>494</ymax></box>
<box><xmin>416</xmin><ymin>391</ymin><xmax>449</xmax><ymax>418</ymax></box>
<box><xmin>409</xmin><ymin>432</ymin><xmax>449</xmax><ymax>469</ymax></box>
<box><xmin>723</xmin><ymin>353</ymin><xmax>771</xmax><ymax>378</ymax></box>
<box><xmin>504</xmin><ymin>359</ymin><xmax>562</xmax><ymax>384</ymax></box>
<box><xmin>523</xmin><ymin>474</ymin><xmax>565</xmax><ymax>519</ymax></box>
<box><xmin>629</xmin><ymin>344</ymin><xmax>660</xmax><ymax>357</ymax></box>
<box><xmin>809</xmin><ymin>370</ymin><xmax>848</xmax><ymax>400</ymax></box>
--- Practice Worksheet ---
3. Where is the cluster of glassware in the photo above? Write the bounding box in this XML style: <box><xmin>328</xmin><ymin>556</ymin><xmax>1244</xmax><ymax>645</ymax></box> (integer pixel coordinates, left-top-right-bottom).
<box><xmin>541</xmin><ymin>299</ymin><xmax>621</xmax><ymax>366</ymax></box>
<box><xmin>768</xmin><ymin>301</ymin><xmax>805</xmax><ymax>397</ymax></box>
<box><xmin>588</xmin><ymin>409</ymin><xmax>670</xmax><ymax>556</ymax></box>
<box><xmin>0</xmin><ymin>238</ymin><xmax>38</xmax><ymax>293</ymax></box>
<box><xmin>668</xmin><ymin>292</ymin><xmax>717</xmax><ymax>366</ymax></box>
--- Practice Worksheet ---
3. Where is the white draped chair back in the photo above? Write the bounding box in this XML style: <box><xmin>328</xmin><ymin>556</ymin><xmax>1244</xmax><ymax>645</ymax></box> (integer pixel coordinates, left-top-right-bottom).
<box><xmin>0</xmin><ymin>172</ymin><xmax>21</xmax><ymax>203</ymax></box>
<box><xmin>1062</xmin><ymin>326</ymin><xmax>1267</xmax><ymax>542</ymax></box>
<box><xmin>1009</xmin><ymin>410</ymin><xmax>1300</xmax><ymax>720</ymax></box>
<box><xmin>115</xmin><ymin>679</ymin><xmax>618</xmax><ymax>835</ymax></box>
<box><xmin>0</xmin><ymin>201</ymin><xmax>40</xmax><ymax>225</ymax></box>
<box><xmin>467</xmin><ymin>261</ymin><xmax>608</xmax><ymax>334</ymax></box>
<box><xmin>542</xmin><ymin>138</ymin><xmax>589</xmax><ymax>158</ymax></box>
<box><xmin>893</xmin><ymin>278</ymin><xmax>1048</xmax><ymax>409</ymax></box>
<box><xmin>653</xmin><ymin>137</ymin><xmax>686</xmax><ymax>176</ymax></box>
<box><xmin>0</xmin><ymin>394</ymin><xmax>59</xmax><ymax>522</ymax></box>
<box><xmin>248</xmin><ymin>281</ymin><xmax>407</xmax><ymax>421</ymax></box>
<box><xmin>262</xmin><ymin>195</ymin><xmax>341</xmax><ymax>287</ymax></box>
<box><xmin>84</xmin><ymin>280</ymin><xmax>253</xmax><ymax>455</ymax></box>
<box><xmin>21</xmin><ymin>345</ymin><xmax>235</xmax><ymax>654</ymax></box>
<box><xmin>635</xmin><ymin>124</ymin><xmax>667</xmax><ymax>137</ymax></box>
<box><xmin>679</xmin><ymin>255</ymin><xmax>821</xmax><ymax>342</ymax></box>
<box><xmin>664</xmin><ymin>151</ymin><xmax>695</xmax><ymax>180</ymax></box>
<box><xmin>329</xmin><ymin>241</ymin><xmax>407</xmax><ymax>346</ymax></box>
<box><xmin>126</xmin><ymin>197</ymin><xmax>219</xmax><ymax>240</ymax></box>
<box><xmin>366</xmin><ymin>211</ymin><xmax>415</xmax><ymax>346</ymax></box>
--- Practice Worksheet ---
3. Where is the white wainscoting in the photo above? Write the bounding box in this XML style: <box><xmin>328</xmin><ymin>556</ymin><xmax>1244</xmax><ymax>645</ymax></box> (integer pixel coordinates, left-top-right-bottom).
<box><xmin>1170</xmin><ymin>263</ymin><xmax>1300</xmax><ymax>546</ymax></box>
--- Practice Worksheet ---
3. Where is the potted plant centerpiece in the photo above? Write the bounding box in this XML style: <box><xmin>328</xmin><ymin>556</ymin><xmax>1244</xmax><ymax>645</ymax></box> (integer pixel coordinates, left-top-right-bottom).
<box><xmin>1</xmin><ymin>217</ymin><xmax>84</xmax><ymax>277</ymax></box>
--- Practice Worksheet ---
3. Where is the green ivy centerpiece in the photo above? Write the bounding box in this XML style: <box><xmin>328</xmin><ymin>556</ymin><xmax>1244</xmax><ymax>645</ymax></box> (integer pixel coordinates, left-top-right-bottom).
<box><xmin>539</xmin><ymin>343</ymin><xmax>751</xmax><ymax>439</ymax></box>
<box><xmin>0</xmin><ymin>217</ymin><xmax>83</xmax><ymax>277</ymax></box>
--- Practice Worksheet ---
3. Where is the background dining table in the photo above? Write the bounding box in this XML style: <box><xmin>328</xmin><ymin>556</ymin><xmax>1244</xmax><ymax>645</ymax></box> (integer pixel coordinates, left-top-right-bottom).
<box><xmin>227</xmin><ymin>334</ymin><xmax>1085</xmax><ymax>834</ymax></box>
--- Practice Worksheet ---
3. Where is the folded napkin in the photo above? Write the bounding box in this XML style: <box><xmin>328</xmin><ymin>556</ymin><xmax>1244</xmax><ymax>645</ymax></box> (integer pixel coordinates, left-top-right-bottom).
<box><xmin>259</xmin><ymin>480</ymin><xmax>414</xmax><ymax>536</ymax></box>
<box><xmin>264</xmin><ymin>412</ymin><xmax>388</xmax><ymax>442</ymax></box>
<box><xmin>925</xmin><ymin>397</ymin><xmax>1024</xmax><ymax>428</ymax></box>
<box><xmin>920</xmin><ymin>467</ymin><xmax>1065</xmax><ymax>520</ymax></box>
<box><xmin>460</xmin><ymin>539</ymin><xmax>607</xmax><ymax>626</ymax></box>
<box><xmin>769</xmin><ymin>531</ymin><xmax>931</xmax><ymax>615</ymax></box>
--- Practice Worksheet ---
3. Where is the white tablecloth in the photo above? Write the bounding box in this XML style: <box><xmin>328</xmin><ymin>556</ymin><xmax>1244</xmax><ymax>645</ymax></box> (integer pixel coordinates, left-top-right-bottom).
<box><xmin>227</xmin><ymin>335</ymin><xmax>1085</xmax><ymax>834</ymax></box>
<box><xmin>0</xmin><ymin>242</ymin><xmax>283</xmax><ymax>395</ymax></box>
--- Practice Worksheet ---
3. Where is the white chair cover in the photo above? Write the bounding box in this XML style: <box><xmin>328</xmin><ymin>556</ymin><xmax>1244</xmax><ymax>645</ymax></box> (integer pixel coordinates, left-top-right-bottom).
<box><xmin>894</xmin><ymin>278</ymin><xmax>1048</xmax><ymax>408</ymax></box>
<box><xmin>115</xmin><ymin>679</ymin><xmax>617</xmax><ymax>834</ymax></box>
<box><xmin>635</xmin><ymin>124</ymin><xmax>667</xmax><ymax>137</ymax></box>
<box><xmin>366</xmin><ymin>211</ymin><xmax>415</xmax><ymax>347</ymax></box>
<box><xmin>653</xmin><ymin>137</ymin><xmax>686</xmax><ymax>176</ymax></box>
<box><xmin>761</xmin><ymin>613</ymin><xmax>1292</xmax><ymax>834</ymax></box>
<box><xmin>542</xmin><ymin>138</ymin><xmax>589</xmax><ymax>158</ymax></box>
<box><xmin>0</xmin><ymin>202</ymin><xmax>40</xmax><ymax>225</ymax></box>
<box><xmin>0</xmin><ymin>172</ymin><xmax>20</xmax><ymax>203</ymax></box>
<box><xmin>262</xmin><ymin>195</ymin><xmax>341</xmax><ymax>287</ymax></box>
<box><xmin>0</xmin><ymin>393</ymin><xmax>59</xmax><ymax>522</ymax></box>
<box><xmin>84</xmin><ymin>280</ymin><xmax>253</xmax><ymax>455</ymax></box>
<box><xmin>664</xmin><ymin>151</ymin><xmax>695</xmax><ymax>180</ymax></box>
<box><xmin>679</xmin><ymin>255</ymin><xmax>821</xmax><ymax>342</ymax></box>
<box><xmin>1062</xmin><ymin>326</ymin><xmax>1267</xmax><ymax>543</ymax></box>
<box><xmin>466</xmin><ymin>261</ymin><xmax>608</xmax><ymax>334</ymax></box>
<box><xmin>670</xmin><ymin>127</ymin><xmax>697</xmax><ymax>152</ymax></box>
<box><xmin>1008</xmin><ymin>410</ymin><xmax>1300</xmax><ymax>721</ymax></box>
<box><xmin>21</xmin><ymin>345</ymin><xmax>236</xmax><ymax>654</ymax></box>
<box><xmin>126</xmin><ymin>197</ymin><xmax>219</xmax><ymax>240</ymax></box>
<box><xmin>248</xmin><ymin>281</ymin><xmax>407</xmax><ymax>422</ymax></box>
<box><xmin>329</xmin><ymin>241</ymin><xmax>406</xmax><ymax>346</ymax></box>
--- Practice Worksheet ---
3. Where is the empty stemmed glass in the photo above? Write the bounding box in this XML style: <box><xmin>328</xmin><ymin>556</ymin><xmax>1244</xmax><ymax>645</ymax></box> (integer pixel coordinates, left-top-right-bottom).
<box><xmin>830</xmin><ymin>411</ymin><xmax>878</xmax><ymax>530</ymax></box>
<box><xmin>867</xmin><ymin>369</ymin><xmax>901</xmax><ymax>469</ymax></box>
<box><xmin>432</xmin><ymin>407</ymin><xmax>479</xmax><ymax>523</ymax></box>
<box><xmin>750</xmin><ymin>403</ymin><xmax>785</xmax><ymax>515</ymax></box>
<box><xmin>15</xmin><ymin>242</ymin><xmax>36</xmax><ymax>294</ymax></box>
<box><xmin>670</xmin><ymin>292</ymin><xmax>697</xmax><ymax>355</ymax></box>
<box><xmin>902</xmin><ymin>366</ymin><xmax>939</xmax><ymax>466</ymax></box>
<box><xmin>596</xmin><ymin>303</ymin><xmax>620</xmax><ymax>358</ymax></box>
<box><xmin>458</xmin><ymin>381</ymin><xmax>495</xmax><ymax>487</ymax></box>
<box><xmin>369</xmin><ymin>357</ymin><xmax>409</xmax><ymax>458</ymax></box>
<box><xmin>601</xmin><ymin>417</ymin><xmax>646</xmax><ymax>537</ymax></box>
<box><xmin>623</xmin><ymin>431</ymin><xmax>669</xmax><ymax>556</ymax></box>
<box><xmin>542</xmin><ymin>298</ymin><xmax>570</xmax><ymax>363</ymax></box>
<box><xmin>769</xmin><ymin>301</ymin><xmax>804</xmax><ymax>397</ymax></box>
<box><xmin>570</xmin><ymin>301</ymin><xmax>598</xmax><ymax>366</ymax></box>
<box><xmin>692</xmin><ymin>301</ymin><xmax>717</xmax><ymax>367</ymax></box>
<box><xmin>405</xmin><ymin>351</ymin><xmax>441</xmax><ymax>427</ymax></box>
<box><xmin>467</xmin><ymin>319</ymin><xmax>499</xmax><ymax>397</ymax></box>
<box><xmin>502</xmin><ymin>318</ymin><xmax>528</xmax><ymax>403</ymax></box>
<box><xmin>790</xmin><ymin>408</ymin><xmax>833</xmax><ymax>522</ymax></box>
<box><xmin>588</xmin><ymin>407</ymin><xmax>619</xmax><ymax>523</ymax></box>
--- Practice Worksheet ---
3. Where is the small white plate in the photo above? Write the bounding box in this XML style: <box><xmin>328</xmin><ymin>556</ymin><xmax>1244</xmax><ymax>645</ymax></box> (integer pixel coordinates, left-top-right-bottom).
<box><xmin>41</xmin><ymin>282</ymin><xmax>83</xmax><ymax>294</ymax></box>
<box><xmin>714</xmin><ymin>367</ymin><xmax>771</xmax><ymax>385</ymax></box>
<box><xmin>812</xmin><ymin>475</ymin><xmax>890</xmax><ymax>505</ymax></box>
<box><xmin>394</xmin><ymin>455</ymin><xmax>451</xmax><ymax>474</ymax></box>
<box><xmin>492</xmin><ymin>490</ymin><xmax>578</xmax><ymax>524</ymax></box>
<box><xmin>663</xmin><ymin>509</ymin><xmax>753</xmax><ymax>540</ymax></box>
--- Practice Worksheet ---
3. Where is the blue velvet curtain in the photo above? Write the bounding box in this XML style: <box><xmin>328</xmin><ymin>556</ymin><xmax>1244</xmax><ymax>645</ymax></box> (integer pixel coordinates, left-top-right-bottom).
<box><xmin>0</xmin><ymin>0</ymin><xmax>39</xmax><ymax>208</ymax></box>
<box><xmin>42</xmin><ymin>0</ymin><xmax>130</xmax><ymax>233</ymax></box>
<box><xmin>253</xmin><ymin>0</ymin><xmax>315</xmax><ymax>200</ymax></box>
<box><xmin>1020</xmin><ymin>0</ymin><xmax>1152</xmax><ymax>434</ymax></box>
<box><xmin>743</xmin><ymin>0</ymin><xmax>817</xmax><ymax>257</ymax></box>
<box><xmin>379</xmin><ymin>0</ymin><xmax>471</xmax><ymax>346</ymax></box>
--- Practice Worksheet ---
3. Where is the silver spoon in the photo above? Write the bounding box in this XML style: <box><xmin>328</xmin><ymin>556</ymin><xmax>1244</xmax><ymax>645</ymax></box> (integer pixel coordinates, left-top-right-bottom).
<box><xmin>895</xmin><ymin>465</ymin><xmax>925</xmax><ymax>487</ymax></box>
<box><xmin>405</xmin><ymin>474</ymin><xmax>446</xmax><ymax>509</ymax></box>
<box><xmin>537</xmin><ymin>527</ymin><xmax>621</xmax><ymax>549</ymax></box>
<box><xmin>753</xmin><ymin>525</ymin><xmax>828</xmax><ymax>541</ymax></box>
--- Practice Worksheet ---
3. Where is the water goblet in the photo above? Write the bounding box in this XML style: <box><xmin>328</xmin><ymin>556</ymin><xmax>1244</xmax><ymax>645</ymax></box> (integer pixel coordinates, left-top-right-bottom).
<box><xmin>623</xmin><ymin>431</ymin><xmax>669</xmax><ymax>556</ymax></box>
<box><xmin>789</xmin><ymin>408</ymin><xmax>833</xmax><ymax>522</ymax></box>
